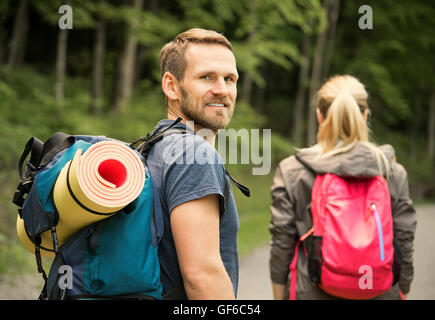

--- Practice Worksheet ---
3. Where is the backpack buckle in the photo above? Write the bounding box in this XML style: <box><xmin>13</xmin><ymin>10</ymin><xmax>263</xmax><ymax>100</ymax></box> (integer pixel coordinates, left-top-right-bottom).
<box><xmin>51</xmin><ymin>225</ymin><xmax>59</xmax><ymax>254</ymax></box>
<box><xmin>26</xmin><ymin>160</ymin><xmax>37</xmax><ymax>171</ymax></box>
<box><xmin>300</xmin><ymin>227</ymin><xmax>315</xmax><ymax>242</ymax></box>
<box><xmin>13</xmin><ymin>180</ymin><xmax>33</xmax><ymax>208</ymax></box>
<box><xmin>20</xmin><ymin>180</ymin><xmax>33</xmax><ymax>192</ymax></box>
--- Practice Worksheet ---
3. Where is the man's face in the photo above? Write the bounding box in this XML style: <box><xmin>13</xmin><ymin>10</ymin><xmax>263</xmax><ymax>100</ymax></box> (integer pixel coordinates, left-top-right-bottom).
<box><xmin>178</xmin><ymin>43</ymin><xmax>238</xmax><ymax>131</ymax></box>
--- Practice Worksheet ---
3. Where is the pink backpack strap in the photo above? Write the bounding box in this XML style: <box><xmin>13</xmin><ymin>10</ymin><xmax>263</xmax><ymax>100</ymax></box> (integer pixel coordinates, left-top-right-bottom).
<box><xmin>289</xmin><ymin>228</ymin><xmax>313</xmax><ymax>300</ymax></box>
<box><xmin>289</xmin><ymin>241</ymin><xmax>300</xmax><ymax>300</ymax></box>
<box><xmin>399</xmin><ymin>290</ymin><xmax>405</xmax><ymax>300</ymax></box>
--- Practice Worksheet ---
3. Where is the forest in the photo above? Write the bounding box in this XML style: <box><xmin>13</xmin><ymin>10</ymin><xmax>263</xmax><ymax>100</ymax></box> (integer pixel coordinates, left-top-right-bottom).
<box><xmin>0</xmin><ymin>0</ymin><xmax>434</xmax><ymax>275</ymax></box>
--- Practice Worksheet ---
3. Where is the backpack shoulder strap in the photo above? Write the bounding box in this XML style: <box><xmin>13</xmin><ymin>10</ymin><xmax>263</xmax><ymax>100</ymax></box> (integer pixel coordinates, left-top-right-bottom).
<box><xmin>133</xmin><ymin>118</ymin><xmax>250</xmax><ymax>198</ymax></box>
<box><xmin>225</xmin><ymin>169</ymin><xmax>250</xmax><ymax>197</ymax></box>
<box><xmin>131</xmin><ymin>117</ymin><xmax>186</xmax><ymax>157</ymax></box>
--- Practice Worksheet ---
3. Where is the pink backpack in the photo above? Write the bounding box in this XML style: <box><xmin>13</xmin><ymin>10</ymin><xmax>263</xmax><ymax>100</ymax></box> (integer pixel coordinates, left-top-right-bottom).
<box><xmin>289</xmin><ymin>167</ymin><xmax>402</xmax><ymax>300</ymax></box>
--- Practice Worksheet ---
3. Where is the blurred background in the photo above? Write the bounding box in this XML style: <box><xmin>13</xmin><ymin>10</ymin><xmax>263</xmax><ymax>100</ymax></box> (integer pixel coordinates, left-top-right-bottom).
<box><xmin>0</xmin><ymin>0</ymin><xmax>434</xmax><ymax>299</ymax></box>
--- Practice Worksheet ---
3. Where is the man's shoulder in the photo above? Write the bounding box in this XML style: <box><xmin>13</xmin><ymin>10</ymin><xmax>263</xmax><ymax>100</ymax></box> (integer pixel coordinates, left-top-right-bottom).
<box><xmin>157</xmin><ymin>132</ymin><xmax>224</xmax><ymax>166</ymax></box>
<box><xmin>156</xmin><ymin>132</ymin><xmax>227</xmax><ymax>214</ymax></box>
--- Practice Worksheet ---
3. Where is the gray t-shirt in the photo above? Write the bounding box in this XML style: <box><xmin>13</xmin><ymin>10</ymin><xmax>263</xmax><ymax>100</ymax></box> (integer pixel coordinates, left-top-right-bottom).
<box><xmin>146</xmin><ymin>120</ymin><xmax>239</xmax><ymax>299</ymax></box>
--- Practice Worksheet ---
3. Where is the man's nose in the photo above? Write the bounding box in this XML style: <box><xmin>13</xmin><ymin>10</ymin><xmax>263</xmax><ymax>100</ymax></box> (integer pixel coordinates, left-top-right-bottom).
<box><xmin>210</xmin><ymin>77</ymin><xmax>228</xmax><ymax>96</ymax></box>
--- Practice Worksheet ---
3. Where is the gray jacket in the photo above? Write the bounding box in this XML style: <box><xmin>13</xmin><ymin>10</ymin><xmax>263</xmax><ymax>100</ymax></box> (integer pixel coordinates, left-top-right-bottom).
<box><xmin>269</xmin><ymin>142</ymin><xmax>417</xmax><ymax>299</ymax></box>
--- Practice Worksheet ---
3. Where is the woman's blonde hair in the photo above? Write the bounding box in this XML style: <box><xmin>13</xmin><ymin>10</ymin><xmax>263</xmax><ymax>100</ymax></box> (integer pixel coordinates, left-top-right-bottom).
<box><xmin>316</xmin><ymin>75</ymin><xmax>390</xmax><ymax>177</ymax></box>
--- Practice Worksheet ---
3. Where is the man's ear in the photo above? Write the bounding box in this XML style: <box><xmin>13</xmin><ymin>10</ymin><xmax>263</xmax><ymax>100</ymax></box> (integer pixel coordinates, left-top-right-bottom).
<box><xmin>162</xmin><ymin>71</ymin><xmax>180</xmax><ymax>102</ymax></box>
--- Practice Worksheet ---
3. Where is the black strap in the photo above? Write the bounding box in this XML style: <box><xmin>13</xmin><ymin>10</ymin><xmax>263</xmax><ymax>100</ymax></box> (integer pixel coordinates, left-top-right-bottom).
<box><xmin>136</xmin><ymin>128</ymin><xmax>189</xmax><ymax>157</ymax></box>
<box><xmin>130</xmin><ymin>117</ymin><xmax>183</xmax><ymax>146</ymax></box>
<box><xmin>132</xmin><ymin>117</ymin><xmax>185</xmax><ymax>157</ymax></box>
<box><xmin>14</xmin><ymin>138</ymin><xmax>44</xmax><ymax>209</ymax></box>
<box><xmin>225</xmin><ymin>169</ymin><xmax>250</xmax><ymax>197</ymax></box>
<box><xmin>18</xmin><ymin>133</ymin><xmax>75</xmax><ymax>181</ymax></box>
<box><xmin>39</xmin><ymin>132</ymin><xmax>75</xmax><ymax>168</ymax></box>
<box><xmin>18</xmin><ymin>137</ymin><xmax>44</xmax><ymax>181</ymax></box>
<box><xmin>13</xmin><ymin>180</ymin><xmax>33</xmax><ymax>209</ymax></box>
<box><xmin>34</xmin><ymin>235</ymin><xmax>49</xmax><ymax>300</ymax></box>
<box><xmin>14</xmin><ymin>133</ymin><xmax>75</xmax><ymax>213</ymax></box>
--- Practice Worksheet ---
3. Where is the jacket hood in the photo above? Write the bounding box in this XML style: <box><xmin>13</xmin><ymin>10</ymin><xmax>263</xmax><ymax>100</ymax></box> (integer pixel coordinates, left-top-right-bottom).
<box><xmin>295</xmin><ymin>142</ymin><xmax>395</xmax><ymax>178</ymax></box>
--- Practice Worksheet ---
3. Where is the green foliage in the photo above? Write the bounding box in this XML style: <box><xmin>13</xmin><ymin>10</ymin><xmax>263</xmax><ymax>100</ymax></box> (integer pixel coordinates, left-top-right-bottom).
<box><xmin>0</xmin><ymin>168</ymin><xmax>35</xmax><ymax>274</ymax></box>
<box><xmin>236</xmin><ymin>173</ymin><xmax>274</xmax><ymax>256</ymax></box>
<box><xmin>0</xmin><ymin>67</ymin><xmax>54</xmax><ymax>168</ymax></box>
<box><xmin>0</xmin><ymin>235</ymin><xmax>34</xmax><ymax>274</ymax></box>
<box><xmin>173</xmin><ymin>0</ymin><xmax>325</xmax><ymax>88</ymax></box>
<box><xmin>0</xmin><ymin>0</ymin><xmax>434</xmax><ymax>277</ymax></box>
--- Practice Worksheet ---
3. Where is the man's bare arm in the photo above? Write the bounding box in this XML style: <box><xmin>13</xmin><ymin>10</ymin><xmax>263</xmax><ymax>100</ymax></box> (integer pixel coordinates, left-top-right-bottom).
<box><xmin>170</xmin><ymin>194</ymin><xmax>235</xmax><ymax>299</ymax></box>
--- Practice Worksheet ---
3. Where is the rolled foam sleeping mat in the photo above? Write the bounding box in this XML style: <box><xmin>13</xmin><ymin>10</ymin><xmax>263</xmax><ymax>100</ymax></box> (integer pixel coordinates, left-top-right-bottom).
<box><xmin>17</xmin><ymin>140</ymin><xmax>146</xmax><ymax>257</ymax></box>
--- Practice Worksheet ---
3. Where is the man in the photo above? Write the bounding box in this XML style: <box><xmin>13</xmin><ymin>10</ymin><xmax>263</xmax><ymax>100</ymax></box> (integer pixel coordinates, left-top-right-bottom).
<box><xmin>146</xmin><ymin>28</ymin><xmax>240</xmax><ymax>299</ymax></box>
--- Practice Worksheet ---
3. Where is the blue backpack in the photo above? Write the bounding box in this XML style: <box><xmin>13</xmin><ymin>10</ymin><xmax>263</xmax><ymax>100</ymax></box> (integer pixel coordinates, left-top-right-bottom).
<box><xmin>13</xmin><ymin>119</ymin><xmax>250</xmax><ymax>300</ymax></box>
<box><xmin>12</xmin><ymin>121</ymin><xmax>186</xmax><ymax>300</ymax></box>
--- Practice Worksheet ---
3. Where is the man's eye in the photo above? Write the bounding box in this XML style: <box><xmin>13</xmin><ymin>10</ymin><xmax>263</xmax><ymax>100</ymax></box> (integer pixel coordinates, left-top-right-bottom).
<box><xmin>225</xmin><ymin>77</ymin><xmax>234</xmax><ymax>82</ymax></box>
<box><xmin>200</xmin><ymin>75</ymin><xmax>211</xmax><ymax>80</ymax></box>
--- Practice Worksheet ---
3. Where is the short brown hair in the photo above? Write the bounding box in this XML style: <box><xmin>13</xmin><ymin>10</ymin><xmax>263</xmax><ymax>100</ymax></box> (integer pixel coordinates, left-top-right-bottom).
<box><xmin>159</xmin><ymin>28</ymin><xmax>233</xmax><ymax>81</ymax></box>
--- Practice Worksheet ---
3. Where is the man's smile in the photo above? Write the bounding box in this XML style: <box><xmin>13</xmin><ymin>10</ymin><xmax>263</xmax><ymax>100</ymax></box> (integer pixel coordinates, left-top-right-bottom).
<box><xmin>206</xmin><ymin>102</ymin><xmax>227</xmax><ymax>108</ymax></box>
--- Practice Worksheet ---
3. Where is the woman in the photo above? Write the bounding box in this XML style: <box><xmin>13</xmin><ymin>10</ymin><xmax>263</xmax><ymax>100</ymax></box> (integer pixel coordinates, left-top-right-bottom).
<box><xmin>269</xmin><ymin>75</ymin><xmax>416</xmax><ymax>300</ymax></box>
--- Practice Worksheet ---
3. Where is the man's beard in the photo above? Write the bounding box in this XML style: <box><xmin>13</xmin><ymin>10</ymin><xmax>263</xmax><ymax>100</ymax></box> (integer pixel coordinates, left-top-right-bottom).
<box><xmin>179</xmin><ymin>86</ymin><xmax>234</xmax><ymax>131</ymax></box>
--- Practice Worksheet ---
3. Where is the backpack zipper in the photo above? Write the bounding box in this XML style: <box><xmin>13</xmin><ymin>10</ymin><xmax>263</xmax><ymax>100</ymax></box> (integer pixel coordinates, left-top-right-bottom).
<box><xmin>371</xmin><ymin>203</ymin><xmax>385</xmax><ymax>261</ymax></box>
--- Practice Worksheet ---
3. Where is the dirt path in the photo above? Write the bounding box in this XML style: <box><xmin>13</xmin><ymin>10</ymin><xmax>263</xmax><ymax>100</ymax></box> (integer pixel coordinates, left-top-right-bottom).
<box><xmin>0</xmin><ymin>273</ymin><xmax>43</xmax><ymax>300</ymax></box>
<box><xmin>1</xmin><ymin>204</ymin><xmax>433</xmax><ymax>300</ymax></box>
<box><xmin>238</xmin><ymin>204</ymin><xmax>435</xmax><ymax>300</ymax></box>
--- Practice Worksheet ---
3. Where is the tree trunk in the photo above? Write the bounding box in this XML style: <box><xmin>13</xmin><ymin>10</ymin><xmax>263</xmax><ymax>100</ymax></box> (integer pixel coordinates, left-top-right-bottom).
<box><xmin>92</xmin><ymin>15</ymin><xmax>106</xmax><ymax>115</ymax></box>
<box><xmin>428</xmin><ymin>89</ymin><xmax>435</xmax><ymax>160</ymax></box>
<box><xmin>148</xmin><ymin>0</ymin><xmax>159</xmax><ymax>12</ymax></box>
<box><xmin>322</xmin><ymin>0</ymin><xmax>340</xmax><ymax>79</ymax></box>
<box><xmin>0</xmin><ymin>41</ymin><xmax>4</xmax><ymax>65</ymax></box>
<box><xmin>410</xmin><ymin>98</ymin><xmax>422</xmax><ymax>159</ymax></box>
<box><xmin>241</xmin><ymin>74</ymin><xmax>253</xmax><ymax>104</ymax></box>
<box><xmin>291</xmin><ymin>33</ymin><xmax>312</xmax><ymax>146</ymax></box>
<box><xmin>55</xmin><ymin>29</ymin><xmax>68</xmax><ymax>102</ymax></box>
<box><xmin>112</xmin><ymin>0</ymin><xmax>144</xmax><ymax>113</ymax></box>
<box><xmin>134</xmin><ymin>0</ymin><xmax>159</xmax><ymax>84</ymax></box>
<box><xmin>253</xmin><ymin>82</ymin><xmax>266</xmax><ymax>114</ymax></box>
<box><xmin>134</xmin><ymin>44</ymin><xmax>144</xmax><ymax>85</ymax></box>
<box><xmin>306</xmin><ymin>0</ymin><xmax>333</xmax><ymax>146</ymax></box>
<box><xmin>241</xmin><ymin>0</ymin><xmax>257</xmax><ymax>105</ymax></box>
<box><xmin>8</xmin><ymin>0</ymin><xmax>28</xmax><ymax>68</ymax></box>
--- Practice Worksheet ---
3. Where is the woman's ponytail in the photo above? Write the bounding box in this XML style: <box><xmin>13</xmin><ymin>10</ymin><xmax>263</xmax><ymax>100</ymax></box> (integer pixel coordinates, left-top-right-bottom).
<box><xmin>317</xmin><ymin>90</ymin><xmax>369</xmax><ymax>154</ymax></box>
<box><xmin>315</xmin><ymin>75</ymin><xmax>390</xmax><ymax>178</ymax></box>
